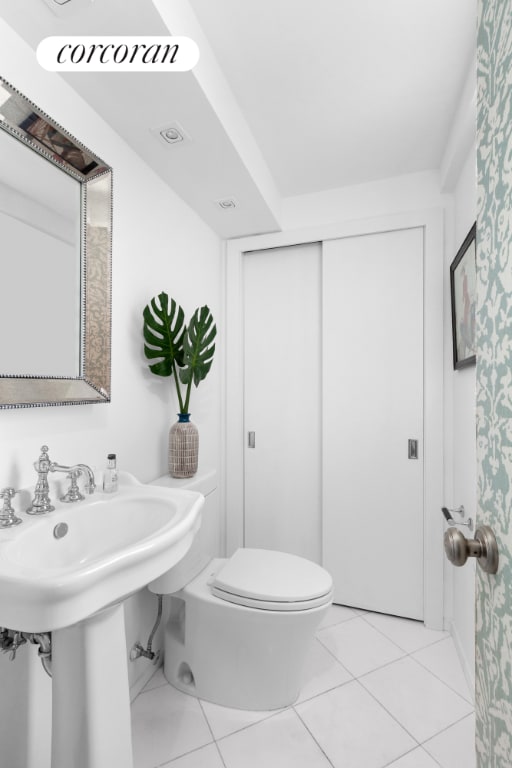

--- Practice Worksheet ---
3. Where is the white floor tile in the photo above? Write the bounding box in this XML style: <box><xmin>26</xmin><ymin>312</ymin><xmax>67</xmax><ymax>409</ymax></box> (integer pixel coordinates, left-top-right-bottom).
<box><xmin>296</xmin><ymin>638</ymin><xmax>352</xmax><ymax>703</ymax></box>
<box><xmin>296</xmin><ymin>680</ymin><xmax>416</xmax><ymax>768</ymax></box>
<box><xmin>317</xmin><ymin>616</ymin><xmax>406</xmax><ymax>677</ymax></box>
<box><xmin>131</xmin><ymin>684</ymin><xmax>212</xmax><ymax>768</ymax></box>
<box><xmin>360</xmin><ymin>656</ymin><xmax>474</xmax><ymax>743</ymax></box>
<box><xmin>318</xmin><ymin>603</ymin><xmax>360</xmax><ymax>628</ymax></box>
<box><xmin>200</xmin><ymin>698</ymin><xmax>283</xmax><ymax>741</ymax></box>
<box><xmin>364</xmin><ymin>612</ymin><xmax>448</xmax><ymax>653</ymax></box>
<box><xmin>162</xmin><ymin>743</ymin><xmax>225</xmax><ymax>768</ymax></box>
<box><xmin>141</xmin><ymin>666</ymin><xmax>168</xmax><ymax>693</ymax></box>
<box><xmin>217</xmin><ymin>708</ymin><xmax>332</xmax><ymax>768</ymax></box>
<box><xmin>412</xmin><ymin>636</ymin><xmax>473</xmax><ymax>702</ymax></box>
<box><xmin>386</xmin><ymin>747</ymin><xmax>440</xmax><ymax>767</ymax></box>
<box><xmin>423</xmin><ymin>714</ymin><xmax>476</xmax><ymax>768</ymax></box>
<box><xmin>130</xmin><ymin>611</ymin><xmax>475</xmax><ymax>768</ymax></box>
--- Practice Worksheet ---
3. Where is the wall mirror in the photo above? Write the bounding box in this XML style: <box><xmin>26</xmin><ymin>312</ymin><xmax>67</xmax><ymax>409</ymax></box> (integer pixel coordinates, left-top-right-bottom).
<box><xmin>0</xmin><ymin>77</ymin><xmax>112</xmax><ymax>408</ymax></box>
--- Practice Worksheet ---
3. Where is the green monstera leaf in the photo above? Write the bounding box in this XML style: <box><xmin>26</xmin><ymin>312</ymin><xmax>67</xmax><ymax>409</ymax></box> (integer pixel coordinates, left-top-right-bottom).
<box><xmin>143</xmin><ymin>292</ymin><xmax>185</xmax><ymax>377</ymax></box>
<box><xmin>179</xmin><ymin>305</ymin><xmax>216</xmax><ymax>393</ymax></box>
<box><xmin>143</xmin><ymin>293</ymin><xmax>216</xmax><ymax>415</ymax></box>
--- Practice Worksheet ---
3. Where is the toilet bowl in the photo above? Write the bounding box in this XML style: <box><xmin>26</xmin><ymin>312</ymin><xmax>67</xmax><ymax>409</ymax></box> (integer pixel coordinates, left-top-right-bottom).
<box><xmin>148</xmin><ymin>472</ymin><xmax>333</xmax><ymax>710</ymax></box>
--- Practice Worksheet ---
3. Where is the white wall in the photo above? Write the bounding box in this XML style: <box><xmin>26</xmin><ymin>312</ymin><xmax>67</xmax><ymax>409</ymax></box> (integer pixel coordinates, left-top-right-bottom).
<box><xmin>281</xmin><ymin>170</ymin><xmax>448</xmax><ymax>231</ymax></box>
<box><xmin>0</xmin><ymin>18</ymin><xmax>222</xmax><ymax>767</ymax></box>
<box><xmin>444</xmin><ymin>142</ymin><xmax>477</xmax><ymax>694</ymax></box>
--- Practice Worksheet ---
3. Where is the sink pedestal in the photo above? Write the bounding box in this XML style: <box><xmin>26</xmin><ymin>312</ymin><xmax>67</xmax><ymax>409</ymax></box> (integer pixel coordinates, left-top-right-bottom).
<box><xmin>51</xmin><ymin>603</ymin><xmax>133</xmax><ymax>768</ymax></box>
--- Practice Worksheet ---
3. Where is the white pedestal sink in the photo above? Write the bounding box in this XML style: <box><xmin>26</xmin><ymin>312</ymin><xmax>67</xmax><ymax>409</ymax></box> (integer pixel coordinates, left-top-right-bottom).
<box><xmin>0</xmin><ymin>472</ymin><xmax>204</xmax><ymax>768</ymax></box>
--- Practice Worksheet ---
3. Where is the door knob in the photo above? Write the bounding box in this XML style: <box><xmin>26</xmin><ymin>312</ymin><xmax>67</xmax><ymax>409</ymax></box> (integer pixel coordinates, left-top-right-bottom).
<box><xmin>444</xmin><ymin>525</ymin><xmax>499</xmax><ymax>574</ymax></box>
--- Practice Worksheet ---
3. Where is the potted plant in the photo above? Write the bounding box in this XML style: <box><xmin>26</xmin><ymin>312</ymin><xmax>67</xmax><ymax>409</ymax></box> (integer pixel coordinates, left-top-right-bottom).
<box><xmin>143</xmin><ymin>292</ymin><xmax>216</xmax><ymax>478</ymax></box>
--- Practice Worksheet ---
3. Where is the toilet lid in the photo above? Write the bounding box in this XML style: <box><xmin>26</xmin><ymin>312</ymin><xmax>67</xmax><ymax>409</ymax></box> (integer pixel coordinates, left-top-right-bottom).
<box><xmin>210</xmin><ymin>548</ymin><xmax>333</xmax><ymax>611</ymax></box>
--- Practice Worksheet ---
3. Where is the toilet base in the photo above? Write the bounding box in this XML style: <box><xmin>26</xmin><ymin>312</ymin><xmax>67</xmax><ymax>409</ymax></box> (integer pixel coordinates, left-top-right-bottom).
<box><xmin>162</xmin><ymin>560</ymin><xmax>331</xmax><ymax>710</ymax></box>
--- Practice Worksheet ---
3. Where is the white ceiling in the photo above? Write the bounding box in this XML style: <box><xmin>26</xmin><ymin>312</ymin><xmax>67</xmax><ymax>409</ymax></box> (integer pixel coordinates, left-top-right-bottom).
<box><xmin>0</xmin><ymin>0</ymin><xmax>476</xmax><ymax>238</ymax></box>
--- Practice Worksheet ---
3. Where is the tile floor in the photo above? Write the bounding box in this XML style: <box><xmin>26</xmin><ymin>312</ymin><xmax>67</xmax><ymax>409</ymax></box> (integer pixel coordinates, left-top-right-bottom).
<box><xmin>131</xmin><ymin>605</ymin><xmax>475</xmax><ymax>768</ymax></box>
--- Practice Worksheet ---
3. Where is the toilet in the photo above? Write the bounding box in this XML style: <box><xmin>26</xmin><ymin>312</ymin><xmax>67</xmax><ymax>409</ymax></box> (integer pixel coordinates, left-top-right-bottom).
<box><xmin>148</xmin><ymin>471</ymin><xmax>333</xmax><ymax>710</ymax></box>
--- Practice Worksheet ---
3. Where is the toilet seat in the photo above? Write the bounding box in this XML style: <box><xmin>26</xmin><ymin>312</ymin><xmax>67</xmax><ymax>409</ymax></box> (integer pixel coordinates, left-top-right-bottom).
<box><xmin>209</xmin><ymin>548</ymin><xmax>333</xmax><ymax>611</ymax></box>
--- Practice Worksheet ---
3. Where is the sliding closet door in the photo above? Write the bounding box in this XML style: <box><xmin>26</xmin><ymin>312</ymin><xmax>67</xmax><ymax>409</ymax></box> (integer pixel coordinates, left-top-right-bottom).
<box><xmin>243</xmin><ymin>243</ymin><xmax>322</xmax><ymax>563</ymax></box>
<box><xmin>322</xmin><ymin>228</ymin><xmax>424</xmax><ymax>619</ymax></box>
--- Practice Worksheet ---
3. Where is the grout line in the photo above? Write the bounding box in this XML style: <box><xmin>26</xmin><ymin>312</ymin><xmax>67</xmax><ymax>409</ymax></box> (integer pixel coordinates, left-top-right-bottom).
<box><xmin>156</xmin><ymin>741</ymin><xmax>218</xmax><ymax>767</ymax></box>
<box><xmin>213</xmin><ymin>741</ymin><xmax>228</xmax><ymax>768</ymax></box>
<box><xmin>197</xmin><ymin>699</ymin><xmax>229</xmax><ymax>768</ymax></box>
<box><xmin>353</xmin><ymin>677</ymin><xmax>423</xmax><ymax>748</ymax></box>
<box><xmin>294</xmin><ymin>676</ymin><xmax>355</xmax><ymax>707</ymax></box>
<box><xmin>316</xmin><ymin>611</ymin><xmax>363</xmax><ymax>633</ymax></box>
<box><xmin>311</xmin><ymin>635</ymin><xmax>355</xmax><ymax>677</ymax></box>
<box><xmin>360</xmin><ymin>613</ymin><xmax>449</xmax><ymax>655</ymax></box>
<box><xmin>380</xmin><ymin>744</ymin><xmax>444</xmax><ymax>768</ymax></box>
<box><xmin>212</xmin><ymin>706</ymin><xmax>288</xmax><ymax>743</ymax></box>
<box><xmin>198</xmin><ymin>698</ymin><xmax>217</xmax><ymax>742</ymax></box>
<box><xmin>421</xmin><ymin>711</ymin><xmax>475</xmax><ymax>747</ymax></box>
<box><xmin>409</xmin><ymin>648</ymin><xmax>475</xmax><ymax>704</ymax></box>
<box><xmin>292</xmin><ymin>706</ymin><xmax>336</xmax><ymax>768</ymax></box>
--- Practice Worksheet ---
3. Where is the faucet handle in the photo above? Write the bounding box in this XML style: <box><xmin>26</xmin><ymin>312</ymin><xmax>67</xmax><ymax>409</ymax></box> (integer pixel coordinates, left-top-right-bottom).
<box><xmin>60</xmin><ymin>470</ymin><xmax>85</xmax><ymax>503</ymax></box>
<box><xmin>0</xmin><ymin>488</ymin><xmax>22</xmax><ymax>528</ymax></box>
<box><xmin>34</xmin><ymin>445</ymin><xmax>52</xmax><ymax>473</ymax></box>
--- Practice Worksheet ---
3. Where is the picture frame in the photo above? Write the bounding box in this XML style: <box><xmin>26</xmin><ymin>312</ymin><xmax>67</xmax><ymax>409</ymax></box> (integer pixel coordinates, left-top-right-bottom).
<box><xmin>450</xmin><ymin>222</ymin><xmax>477</xmax><ymax>370</ymax></box>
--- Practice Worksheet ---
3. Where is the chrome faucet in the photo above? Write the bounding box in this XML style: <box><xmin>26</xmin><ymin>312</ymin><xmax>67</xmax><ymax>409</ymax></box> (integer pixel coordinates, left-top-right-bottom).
<box><xmin>51</xmin><ymin>463</ymin><xmax>96</xmax><ymax>502</ymax></box>
<box><xmin>26</xmin><ymin>446</ymin><xmax>96</xmax><ymax>514</ymax></box>
<box><xmin>27</xmin><ymin>446</ymin><xmax>55</xmax><ymax>515</ymax></box>
<box><xmin>0</xmin><ymin>488</ymin><xmax>22</xmax><ymax>528</ymax></box>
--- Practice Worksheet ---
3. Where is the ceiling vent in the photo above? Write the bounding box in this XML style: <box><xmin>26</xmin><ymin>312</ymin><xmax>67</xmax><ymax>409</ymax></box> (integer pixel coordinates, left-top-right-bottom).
<box><xmin>151</xmin><ymin>122</ymin><xmax>191</xmax><ymax>148</ymax></box>
<box><xmin>41</xmin><ymin>0</ymin><xmax>94</xmax><ymax>16</ymax></box>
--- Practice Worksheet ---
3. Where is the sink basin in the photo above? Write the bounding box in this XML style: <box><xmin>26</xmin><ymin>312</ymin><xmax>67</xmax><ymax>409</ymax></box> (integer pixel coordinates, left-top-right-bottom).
<box><xmin>0</xmin><ymin>472</ymin><xmax>204</xmax><ymax>632</ymax></box>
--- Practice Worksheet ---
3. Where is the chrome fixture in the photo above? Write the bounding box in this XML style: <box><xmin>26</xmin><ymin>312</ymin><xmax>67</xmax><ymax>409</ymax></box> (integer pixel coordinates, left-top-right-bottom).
<box><xmin>26</xmin><ymin>445</ymin><xmax>95</xmax><ymax>514</ymax></box>
<box><xmin>444</xmin><ymin>525</ymin><xmax>499</xmax><ymax>574</ymax></box>
<box><xmin>52</xmin><ymin>463</ymin><xmax>96</xmax><ymax>501</ymax></box>
<box><xmin>27</xmin><ymin>446</ymin><xmax>55</xmax><ymax>514</ymax></box>
<box><xmin>0</xmin><ymin>626</ymin><xmax>52</xmax><ymax>676</ymax></box>
<box><xmin>130</xmin><ymin>594</ymin><xmax>163</xmax><ymax>664</ymax></box>
<box><xmin>0</xmin><ymin>487</ymin><xmax>22</xmax><ymax>528</ymax></box>
<box><xmin>441</xmin><ymin>505</ymin><xmax>473</xmax><ymax>530</ymax></box>
<box><xmin>0</xmin><ymin>627</ymin><xmax>26</xmax><ymax>660</ymax></box>
<box><xmin>53</xmin><ymin>522</ymin><xmax>69</xmax><ymax>539</ymax></box>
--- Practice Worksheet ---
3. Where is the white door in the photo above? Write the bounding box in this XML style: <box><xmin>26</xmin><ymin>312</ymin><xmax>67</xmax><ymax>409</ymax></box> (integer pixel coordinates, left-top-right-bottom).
<box><xmin>243</xmin><ymin>242</ymin><xmax>322</xmax><ymax>563</ymax></box>
<box><xmin>322</xmin><ymin>228</ymin><xmax>424</xmax><ymax>619</ymax></box>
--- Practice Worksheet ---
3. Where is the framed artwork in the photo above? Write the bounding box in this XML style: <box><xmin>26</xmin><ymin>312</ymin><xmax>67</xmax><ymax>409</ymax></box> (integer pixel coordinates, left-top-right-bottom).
<box><xmin>450</xmin><ymin>223</ymin><xmax>477</xmax><ymax>369</ymax></box>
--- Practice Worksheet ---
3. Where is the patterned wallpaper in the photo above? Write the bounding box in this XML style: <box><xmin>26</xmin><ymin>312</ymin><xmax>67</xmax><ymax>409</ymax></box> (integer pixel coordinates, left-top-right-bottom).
<box><xmin>476</xmin><ymin>1</ymin><xmax>512</xmax><ymax>765</ymax></box>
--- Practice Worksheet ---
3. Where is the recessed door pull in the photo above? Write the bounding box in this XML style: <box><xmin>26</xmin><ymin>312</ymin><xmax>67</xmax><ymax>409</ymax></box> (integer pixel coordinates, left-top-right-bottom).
<box><xmin>408</xmin><ymin>439</ymin><xmax>418</xmax><ymax>459</ymax></box>
<box><xmin>443</xmin><ymin>524</ymin><xmax>499</xmax><ymax>574</ymax></box>
<box><xmin>441</xmin><ymin>505</ymin><xmax>473</xmax><ymax>530</ymax></box>
<box><xmin>248</xmin><ymin>431</ymin><xmax>256</xmax><ymax>449</ymax></box>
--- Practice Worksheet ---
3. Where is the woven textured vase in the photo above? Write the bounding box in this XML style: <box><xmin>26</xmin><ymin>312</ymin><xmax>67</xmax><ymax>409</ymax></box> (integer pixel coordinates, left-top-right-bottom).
<box><xmin>168</xmin><ymin>413</ymin><xmax>199</xmax><ymax>478</ymax></box>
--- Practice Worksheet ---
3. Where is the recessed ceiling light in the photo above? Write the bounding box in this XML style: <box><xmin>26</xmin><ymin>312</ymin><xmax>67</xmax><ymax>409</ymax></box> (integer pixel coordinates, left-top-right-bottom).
<box><xmin>216</xmin><ymin>198</ymin><xmax>238</xmax><ymax>210</ymax></box>
<box><xmin>151</xmin><ymin>121</ymin><xmax>191</xmax><ymax>148</ymax></box>
<box><xmin>160</xmin><ymin>127</ymin><xmax>184</xmax><ymax>144</ymax></box>
<box><xmin>41</xmin><ymin>0</ymin><xmax>93</xmax><ymax>15</ymax></box>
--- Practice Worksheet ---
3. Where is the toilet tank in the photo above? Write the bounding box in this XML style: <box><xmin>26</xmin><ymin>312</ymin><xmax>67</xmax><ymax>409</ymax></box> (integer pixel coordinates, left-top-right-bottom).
<box><xmin>148</xmin><ymin>469</ymin><xmax>218</xmax><ymax>594</ymax></box>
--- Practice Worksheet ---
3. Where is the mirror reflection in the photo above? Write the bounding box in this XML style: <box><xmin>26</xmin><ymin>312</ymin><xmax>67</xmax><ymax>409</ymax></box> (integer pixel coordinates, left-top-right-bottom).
<box><xmin>0</xmin><ymin>78</ymin><xmax>112</xmax><ymax>408</ymax></box>
<box><xmin>0</xmin><ymin>128</ymin><xmax>81</xmax><ymax>376</ymax></box>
